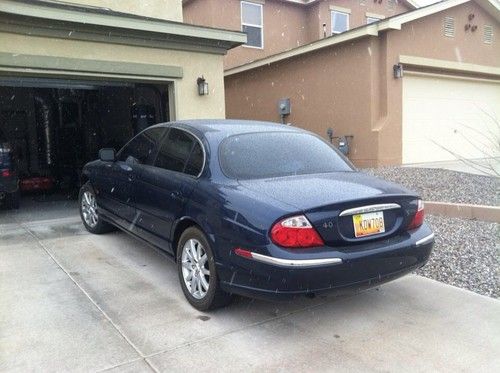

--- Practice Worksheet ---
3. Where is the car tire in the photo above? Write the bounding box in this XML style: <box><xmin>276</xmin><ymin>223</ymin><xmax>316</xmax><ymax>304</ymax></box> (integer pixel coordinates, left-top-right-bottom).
<box><xmin>6</xmin><ymin>190</ymin><xmax>20</xmax><ymax>209</ymax></box>
<box><xmin>177</xmin><ymin>227</ymin><xmax>232</xmax><ymax>311</ymax></box>
<box><xmin>79</xmin><ymin>182</ymin><xmax>115</xmax><ymax>234</ymax></box>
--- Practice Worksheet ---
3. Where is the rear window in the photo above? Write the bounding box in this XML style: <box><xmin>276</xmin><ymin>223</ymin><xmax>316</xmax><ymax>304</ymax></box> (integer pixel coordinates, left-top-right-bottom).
<box><xmin>219</xmin><ymin>131</ymin><xmax>354</xmax><ymax>179</ymax></box>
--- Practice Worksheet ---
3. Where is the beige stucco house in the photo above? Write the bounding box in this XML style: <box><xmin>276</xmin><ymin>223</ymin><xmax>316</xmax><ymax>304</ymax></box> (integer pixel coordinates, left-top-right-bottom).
<box><xmin>0</xmin><ymin>0</ymin><xmax>245</xmax><ymax>185</ymax></box>
<box><xmin>184</xmin><ymin>0</ymin><xmax>500</xmax><ymax>167</ymax></box>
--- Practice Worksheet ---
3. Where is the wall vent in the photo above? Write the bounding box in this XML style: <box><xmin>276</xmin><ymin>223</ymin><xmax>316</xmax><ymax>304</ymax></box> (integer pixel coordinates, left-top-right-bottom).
<box><xmin>484</xmin><ymin>25</ymin><xmax>493</xmax><ymax>44</ymax></box>
<box><xmin>443</xmin><ymin>16</ymin><xmax>455</xmax><ymax>37</ymax></box>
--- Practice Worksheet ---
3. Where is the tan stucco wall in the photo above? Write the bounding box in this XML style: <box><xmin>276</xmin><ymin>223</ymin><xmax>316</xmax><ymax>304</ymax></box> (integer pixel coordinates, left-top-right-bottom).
<box><xmin>317</xmin><ymin>0</ymin><xmax>409</xmax><ymax>38</ymax></box>
<box><xmin>0</xmin><ymin>32</ymin><xmax>226</xmax><ymax>120</ymax></box>
<box><xmin>185</xmin><ymin>0</ymin><xmax>310</xmax><ymax>69</ymax></box>
<box><xmin>224</xmin><ymin>2</ymin><xmax>500</xmax><ymax>167</ymax></box>
<box><xmin>225</xmin><ymin>37</ymin><xmax>380</xmax><ymax>166</ymax></box>
<box><xmin>377</xmin><ymin>2</ymin><xmax>500</xmax><ymax>165</ymax></box>
<box><xmin>61</xmin><ymin>0</ymin><xmax>183</xmax><ymax>22</ymax></box>
<box><xmin>183</xmin><ymin>0</ymin><xmax>411</xmax><ymax>69</ymax></box>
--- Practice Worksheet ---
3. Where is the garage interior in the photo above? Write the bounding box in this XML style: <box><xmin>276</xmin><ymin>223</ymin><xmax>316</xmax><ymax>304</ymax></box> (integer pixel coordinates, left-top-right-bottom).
<box><xmin>0</xmin><ymin>77</ymin><xmax>170</xmax><ymax>208</ymax></box>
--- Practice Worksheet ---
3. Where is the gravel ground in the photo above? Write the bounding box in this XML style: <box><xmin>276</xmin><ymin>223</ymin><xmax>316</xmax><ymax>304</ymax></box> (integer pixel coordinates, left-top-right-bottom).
<box><xmin>417</xmin><ymin>215</ymin><xmax>499</xmax><ymax>298</ymax></box>
<box><xmin>364</xmin><ymin>167</ymin><xmax>498</xmax><ymax>205</ymax></box>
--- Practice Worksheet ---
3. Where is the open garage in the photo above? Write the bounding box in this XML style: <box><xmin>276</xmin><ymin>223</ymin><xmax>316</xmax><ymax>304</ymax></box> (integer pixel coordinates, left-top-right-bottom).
<box><xmin>0</xmin><ymin>79</ymin><xmax>170</xmax><ymax>203</ymax></box>
<box><xmin>0</xmin><ymin>0</ymin><xmax>245</xmax><ymax>213</ymax></box>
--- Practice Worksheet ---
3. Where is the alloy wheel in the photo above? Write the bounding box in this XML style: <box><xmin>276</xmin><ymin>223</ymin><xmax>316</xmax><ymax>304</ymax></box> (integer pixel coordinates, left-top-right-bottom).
<box><xmin>181</xmin><ymin>238</ymin><xmax>210</xmax><ymax>299</ymax></box>
<box><xmin>81</xmin><ymin>191</ymin><xmax>98</xmax><ymax>228</ymax></box>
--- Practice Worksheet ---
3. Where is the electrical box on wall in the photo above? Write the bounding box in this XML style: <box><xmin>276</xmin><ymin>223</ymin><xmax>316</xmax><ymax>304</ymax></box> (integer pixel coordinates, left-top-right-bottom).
<box><xmin>278</xmin><ymin>98</ymin><xmax>291</xmax><ymax>116</ymax></box>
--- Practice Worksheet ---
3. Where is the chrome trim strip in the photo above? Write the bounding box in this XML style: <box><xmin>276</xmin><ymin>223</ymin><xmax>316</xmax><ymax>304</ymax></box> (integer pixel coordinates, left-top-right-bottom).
<box><xmin>339</xmin><ymin>203</ymin><xmax>401</xmax><ymax>217</ymax></box>
<box><xmin>415</xmin><ymin>233</ymin><xmax>435</xmax><ymax>246</ymax></box>
<box><xmin>250</xmin><ymin>252</ymin><xmax>342</xmax><ymax>268</ymax></box>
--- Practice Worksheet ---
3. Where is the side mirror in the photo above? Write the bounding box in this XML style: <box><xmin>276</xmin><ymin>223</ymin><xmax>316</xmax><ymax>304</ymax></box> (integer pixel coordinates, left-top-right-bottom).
<box><xmin>99</xmin><ymin>148</ymin><xmax>116</xmax><ymax>162</ymax></box>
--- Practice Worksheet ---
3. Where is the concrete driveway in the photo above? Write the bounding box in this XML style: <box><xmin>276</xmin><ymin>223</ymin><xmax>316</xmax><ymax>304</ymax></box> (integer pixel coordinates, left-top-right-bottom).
<box><xmin>1</xmin><ymin>213</ymin><xmax>499</xmax><ymax>372</ymax></box>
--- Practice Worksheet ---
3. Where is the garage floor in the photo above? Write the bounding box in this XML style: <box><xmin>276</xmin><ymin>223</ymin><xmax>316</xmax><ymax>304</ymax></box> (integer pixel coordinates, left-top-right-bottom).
<box><xmin>1</xmin><ymin>206</ymin><xmax>499</xmax><ymax>372</ymax></box>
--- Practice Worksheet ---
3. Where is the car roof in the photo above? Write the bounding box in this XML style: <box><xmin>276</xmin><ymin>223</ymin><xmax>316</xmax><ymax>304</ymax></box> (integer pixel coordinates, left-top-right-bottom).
<box><xmin>153</xmin><ymin>119</ymin><xmax>306</xmax><ymax>136</ymax></box>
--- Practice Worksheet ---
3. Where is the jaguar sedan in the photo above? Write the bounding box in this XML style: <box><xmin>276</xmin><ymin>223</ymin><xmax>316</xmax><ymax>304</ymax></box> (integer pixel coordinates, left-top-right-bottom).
<box><xmin>79</xmin><ymin>120</ymin><xmax>434</xmax><ymax>310</ymax></box>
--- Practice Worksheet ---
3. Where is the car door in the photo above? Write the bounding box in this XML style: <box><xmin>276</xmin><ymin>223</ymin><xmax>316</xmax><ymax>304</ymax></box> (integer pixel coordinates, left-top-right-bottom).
<box><xmin>98</xmin><ymin>127</ymin><xmax>166</xmax><ymax>223</ymax></box>
<box><xmin>134</xmin><ymin>127</ymin><xmax>205</xmax><ymax>252</ymax></box>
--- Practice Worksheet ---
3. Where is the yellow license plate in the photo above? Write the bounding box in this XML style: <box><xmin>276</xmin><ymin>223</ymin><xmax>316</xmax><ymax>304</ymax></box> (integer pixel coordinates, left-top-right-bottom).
<box><xmin>353</xmin><ymin>211</ymin><xmax>385</xmax><ymax>238</ymax></box>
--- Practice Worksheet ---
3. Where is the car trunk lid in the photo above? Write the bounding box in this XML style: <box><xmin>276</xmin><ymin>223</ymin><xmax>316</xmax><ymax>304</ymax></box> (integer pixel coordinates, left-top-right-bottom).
<box><xmin>239</xmin><ymin>172</ymin><xmax>419</xmax><ymax>246</ymax></box>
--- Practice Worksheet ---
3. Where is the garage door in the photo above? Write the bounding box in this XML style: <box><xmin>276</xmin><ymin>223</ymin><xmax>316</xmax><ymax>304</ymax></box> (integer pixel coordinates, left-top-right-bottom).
<box><xmin>402</xmin><ymin>74</ymin><xmax>500</xmax><ymax>164</ymax></box>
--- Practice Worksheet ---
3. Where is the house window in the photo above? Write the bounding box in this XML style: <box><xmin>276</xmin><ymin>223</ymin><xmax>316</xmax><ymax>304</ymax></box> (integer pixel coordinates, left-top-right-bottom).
<box><xmin>241</xmin><ymin>1</ymin><xmax>263</xmax><ymax>48</ymax></box>
<box><xmin>443</xmin><ymin>16</ymin><xmax>455</xmax><ymax>37</ymax></box>
<box><xmin>331</xmin><ymin>11</ymin><xmax>349</xmax><ymax>34</ymax></box>
<box><xmin>366</xmin><ymin>16</ymin><xmax>381</xmax><ymax>24</ymax></box>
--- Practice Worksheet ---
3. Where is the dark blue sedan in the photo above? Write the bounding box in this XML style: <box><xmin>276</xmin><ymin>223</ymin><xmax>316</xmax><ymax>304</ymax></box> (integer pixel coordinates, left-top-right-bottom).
<box><xmin>79</xmin><ymin>120</ymin><xmax>434</xmax><ymax>310</ymax></box>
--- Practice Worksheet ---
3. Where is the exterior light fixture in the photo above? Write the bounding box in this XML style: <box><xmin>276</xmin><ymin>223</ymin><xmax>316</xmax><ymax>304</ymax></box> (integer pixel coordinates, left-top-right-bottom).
<box><xmin>393</xmin><ymin>64</ymin><xmax>403</xmax><ymax>79</ymax></box>
<box><xmin>197</xmin><ymin>76</ymin><xmax>209</xmax><ymax>96</ymax></box>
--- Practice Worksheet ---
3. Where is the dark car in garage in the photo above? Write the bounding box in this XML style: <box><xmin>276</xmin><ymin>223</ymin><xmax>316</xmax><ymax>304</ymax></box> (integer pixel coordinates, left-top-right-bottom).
<box><xmin>79</xmin><ymin>120</ymin><xmax>434</xmax><ymax>310</ymax></box>
<box><xmin>0</xmin><ymin>142</ymin><xmax>20</xmax><ymax>209</ymax></box>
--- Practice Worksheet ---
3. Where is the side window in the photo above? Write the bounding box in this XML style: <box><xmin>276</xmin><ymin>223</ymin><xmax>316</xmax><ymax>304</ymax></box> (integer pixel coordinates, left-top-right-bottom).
<box><xmin>117</xmin><ymin>127</ymin><xmax>165</xmax><ymax>165</ymax></box>
<box><xmin>155</xmin><ymin>128</ymin><xmax>204</xmax><ymax>176</ymax></box>
<box><xmin>331</xmin><ymin>11</ymin><xmax>349</xmax><ymax>34</ymax></box>
<box><xmin>241</xmin><ymin>1</ymin><xmax>263</xmax><ymax>48</ymax></box>
<box><xmin>185</xmin><ymin>142</ymin><xmax>204</xmax><ymax>176</ymax></box>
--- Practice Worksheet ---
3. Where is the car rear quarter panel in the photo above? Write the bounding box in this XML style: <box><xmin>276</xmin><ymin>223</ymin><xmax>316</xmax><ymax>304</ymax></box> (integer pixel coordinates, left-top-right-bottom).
<box><xmin>181</xmin><ymin>180</ymin><xmax>296</xmax><ymax>260</ymax></box>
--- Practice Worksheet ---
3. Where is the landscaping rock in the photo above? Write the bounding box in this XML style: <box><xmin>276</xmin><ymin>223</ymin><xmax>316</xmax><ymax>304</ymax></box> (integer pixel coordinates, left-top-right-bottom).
<box><xmin>364</xmin><ymin>167</ymin><xmax>498</xmax><ymax>206</ymax></box>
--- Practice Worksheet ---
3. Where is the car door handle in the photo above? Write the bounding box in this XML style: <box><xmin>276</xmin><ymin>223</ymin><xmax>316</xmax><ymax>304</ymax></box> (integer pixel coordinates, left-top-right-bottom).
<box><xmin>120</xmin><ymin>164</ymin><xmax>133</xmax><ymax>172</ymax></box>
<box><xmin>170</xmin><ymin>191</ymin><xmax>184</xmax><ymax>201</ymax></box>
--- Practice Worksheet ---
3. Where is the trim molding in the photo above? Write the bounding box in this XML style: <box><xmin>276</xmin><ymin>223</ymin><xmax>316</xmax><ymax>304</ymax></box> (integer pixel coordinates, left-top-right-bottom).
<box><xmin>404</xmin><ymin>70</ymin><xmax>500</xmax><ymax>84</ymax></box>
<box><xmin>329</xmin><ymin>5</ymin><xmax>352</xmax><ymax>14</ymax></box>
<box><xmin>399</xmin><ymin>55</ymin><xmax>500</xmax><ymax>78</ymax></box>
<box><xmin>0</xmin><ymin>52</ymin><xmax>183</xmax><ymax>80</ymax></box>
<box><xmin>225</xmin><ymin>25</ymin><xmax>378</xmax><ymax>76</ymax></box>
<box><xmin>366</xmin><ymin>12</ymin><xmax>385</xmax><ymax>19</ymax></box>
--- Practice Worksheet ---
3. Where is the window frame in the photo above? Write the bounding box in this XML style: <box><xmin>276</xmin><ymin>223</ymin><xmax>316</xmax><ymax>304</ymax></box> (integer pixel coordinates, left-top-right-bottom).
<box><xmin>153</xmin><ymin>126</ymin><xmax>206</xmax><ymax>179</ymax></box>
<box><xmin>331</xmin><ymin>10</ymin><xmax>350</xmax><ymax>35</ymax></box>
<box><xmin>366</xmin><ymin>16</ymin><xmax>381</xmax><ymax>24</ymax></box>
<box><xmin>241</xmin><ymin>1</ymin><xmax>264</xmax><ymax>49</ymax></box>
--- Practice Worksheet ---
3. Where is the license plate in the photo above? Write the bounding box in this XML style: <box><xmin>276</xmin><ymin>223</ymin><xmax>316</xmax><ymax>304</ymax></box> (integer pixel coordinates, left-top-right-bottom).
<box><xmin>353</xmin><ymin>211</ymin><xmax>385</xmax><ymax>238</ymax></box>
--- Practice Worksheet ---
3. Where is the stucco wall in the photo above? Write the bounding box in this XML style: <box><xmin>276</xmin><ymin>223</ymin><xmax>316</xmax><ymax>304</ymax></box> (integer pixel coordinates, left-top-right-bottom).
<box><xmin>317</xmin><ymin>0</ymin><xmax>410</xmax><ymax>37</ymax></box>
<box><xmin>185</xmin><ymin>0</ymin><xmax>310</xmax><ymax>69</ymax></box>
<box><xmin>61</xmin><ymin>0</ymin><xmax>183</xmax><ymax>22</ymax></box>
<box><xmin>183</xmin><ymin>0</ymin><xmax>411</xmax><ymax>69</ymax></box>
<box><xmin>377</xmin><ymin>2</ymin><xmax>500</xmax><ymax>165</ymax></box>
<box><xmin>224</xmin><ymin>2</ymin><xmax>500</xmax><ymax>167</ymax></box>
<box><xmin>225</xmin><ymin>37</ymin><xmax>380</xmax><ymax>166</ymax></box>
<box><xmin>0</xmin><ymin>32</ymin><xmax>226</xmax><ymax>120</ymax></box>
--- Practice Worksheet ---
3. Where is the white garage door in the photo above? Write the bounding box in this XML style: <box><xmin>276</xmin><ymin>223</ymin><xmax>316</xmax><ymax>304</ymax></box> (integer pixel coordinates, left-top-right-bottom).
<box><xmin>402</xmin><ymin>74</ymin><xmax>500</xmax><ymax>164</ymax></box>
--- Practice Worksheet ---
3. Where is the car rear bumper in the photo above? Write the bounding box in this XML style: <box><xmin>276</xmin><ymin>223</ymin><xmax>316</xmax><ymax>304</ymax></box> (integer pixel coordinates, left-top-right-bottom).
<box><xmin>0</xmin><ymin>179</ymin><xmax>18</xmax><ymax>194</ymax></box>
<box><xmin>218</xmin><ymin>226</ymin><xmax>434</xmax><ymax>300</ymax></box>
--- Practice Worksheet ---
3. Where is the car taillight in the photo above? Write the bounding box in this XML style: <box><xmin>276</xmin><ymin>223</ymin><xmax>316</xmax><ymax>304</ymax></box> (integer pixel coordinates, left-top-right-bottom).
<box><xmin>270</xmin><ymin>215</ymin><xmax>324</xmax><ymax>248</ymax></box>
<box><xmin>1</xmin><ymin>169</ymin><xmax>12</xmax><ymax>177</ymax></box>
<box><xmin>407</xmin><ymin>199</ymin><xmax>424</xmax><ymax>230</ymax></box>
